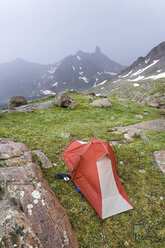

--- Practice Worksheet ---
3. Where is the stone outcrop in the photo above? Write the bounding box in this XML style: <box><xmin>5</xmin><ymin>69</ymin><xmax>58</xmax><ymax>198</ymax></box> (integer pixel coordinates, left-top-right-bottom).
<box><xmin>90</xmin><ymin>98</ymin><xmax>113</xmax><ymax>107</ymax></box>
<box><xmin>8</xmin><ymin>96</ymin><xmax>27</xmax><ymax>108</ymax></box>
<box><xmin>55</xmin><ymin>93</ymin><xmax>76</xmax><ymax>108</ymax></box>
<box><xmin>0</xmin><ymin>138</ymin><xmax>78</xmax><ymax>248</ymax></box>
<box><xmin>114</xmin><ymin>119</ymin><xmax>165</xmax><ymax>134</ymax></box>
<box><xmin>2</xmin><ymin>101</ymin><xmax>53</xmax><ymax>114</ymax></box>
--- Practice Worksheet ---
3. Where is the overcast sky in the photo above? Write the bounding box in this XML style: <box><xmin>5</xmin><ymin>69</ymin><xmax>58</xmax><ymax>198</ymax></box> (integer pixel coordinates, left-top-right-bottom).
<box><xmin>0</xmin><ymin>0</ymin><xmax>165</xmax><ymax>66</ymax></box>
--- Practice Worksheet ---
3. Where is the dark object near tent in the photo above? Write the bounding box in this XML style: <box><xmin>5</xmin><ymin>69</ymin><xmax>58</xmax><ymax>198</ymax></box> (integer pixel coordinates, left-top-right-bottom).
<box><xmin>54</xmin><ymin>173</ymin><xmax>71</xmax><ymax>182</ymax></box>
<box><xmin>63</xmin><ymin>137</ymin><xmax>133</xmax><ymax>219</ymax></box>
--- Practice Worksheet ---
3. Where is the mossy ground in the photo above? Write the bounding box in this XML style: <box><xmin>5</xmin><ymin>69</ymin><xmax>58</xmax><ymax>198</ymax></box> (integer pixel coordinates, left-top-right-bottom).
<box><xmin>0</xmin><ymin>94</ymin><xmax>164</xmax><ymax>247</ymax></box>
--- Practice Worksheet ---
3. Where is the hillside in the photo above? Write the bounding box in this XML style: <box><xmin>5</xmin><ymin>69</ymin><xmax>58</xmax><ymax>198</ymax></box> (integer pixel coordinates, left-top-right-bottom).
<box><xmin>92</xmin><ymin>41</ymin><xmax>165</xmax><ymax>95</ymax></box>
<box><xmin>0</xmin><ymin>93</ymin><xmax>164</xmax><ymax>247</ymax></box>
<box><xmin>0</xmin><ymin>47</ymin><xmax>124</xmax><ymax>106</ymax></box>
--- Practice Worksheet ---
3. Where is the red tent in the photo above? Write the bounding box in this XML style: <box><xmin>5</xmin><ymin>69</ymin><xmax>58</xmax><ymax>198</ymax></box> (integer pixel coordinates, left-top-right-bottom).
<box><xmin>62</xmin><ymin>137</ymin><xmax>133</xmax><ymax>219</ymax></box>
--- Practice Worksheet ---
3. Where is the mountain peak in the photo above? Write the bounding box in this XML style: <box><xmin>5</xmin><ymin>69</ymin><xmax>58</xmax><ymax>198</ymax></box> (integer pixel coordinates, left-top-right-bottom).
<box><xmin>95</xmin><ymin>46</ymin><xmax>101</xmax><ymax>54</ymax></box>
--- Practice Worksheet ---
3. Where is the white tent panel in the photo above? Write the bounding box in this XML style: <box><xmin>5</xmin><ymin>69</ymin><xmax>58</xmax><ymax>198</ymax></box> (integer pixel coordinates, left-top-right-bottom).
<box><xmin>97</xmin><ymin>156</ymin><xmax>133</xmax><ymax>219</ymax></box>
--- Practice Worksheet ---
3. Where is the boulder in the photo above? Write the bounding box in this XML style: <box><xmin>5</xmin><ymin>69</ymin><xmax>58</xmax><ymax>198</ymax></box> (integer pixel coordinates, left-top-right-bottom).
<box><xmin>8</xmin><ymin>96</ymin><xmax>27</xmax><ymax>108</ymax></box>
<box><xmin>139</xmin><ymin>133</ymin><xmax>150</xmax><ymax>142</ymax></box>
<box><xmin>153</xmin><ymin>151</ymin><xmax>165</xmax><ymax>173</ymax></box>
<box><xmin>55</xmin><ymin>93</ymin><xmax>76</xmax><ymax>108</ymax></box>
<box><xmin>0</xmin><ymin>139</ymin><xmax>78</xmax><ymax>248</ymax></box>
<box><xmin>124</xmin><ymin>130</ymin><xmax>137</xmax><ymax>141</ymax></box>
<box><xmin>148</xmin><ymin>101</ymin><xmax>159</xmax><ymax>108</ymax></box>
<box><xmin>90</xmin><ymin>98</ymin><xmax>112</xmax><ymax>107</ymax></box>
<box><xmin>60</xmin><ymin>132</ymin><xmax>73</xmax><ymax>138</ymax></box>
<box><xmin>135</xmin><ymin>114</ymin><xmax>143</xmax><ymax>119</ymax></box>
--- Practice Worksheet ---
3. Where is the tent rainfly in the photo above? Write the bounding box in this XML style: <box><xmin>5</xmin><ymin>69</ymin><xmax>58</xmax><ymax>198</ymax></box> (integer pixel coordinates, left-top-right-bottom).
<box><xmin>62</xmin><ymin>137</ymin><xmax>133</xmax><ymax>219</ymax></box>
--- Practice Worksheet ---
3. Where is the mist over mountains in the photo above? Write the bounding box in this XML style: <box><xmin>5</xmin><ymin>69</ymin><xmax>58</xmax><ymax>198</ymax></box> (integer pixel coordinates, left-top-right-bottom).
<box><xmin>0</xmin><ymin>47</ymin><xmax>124</xmax><ymax>106</ymax></box>
<box><xmin>0</xmin><ymin>42</ymin><xmax>165</xmax><ymax>107</ymax></box>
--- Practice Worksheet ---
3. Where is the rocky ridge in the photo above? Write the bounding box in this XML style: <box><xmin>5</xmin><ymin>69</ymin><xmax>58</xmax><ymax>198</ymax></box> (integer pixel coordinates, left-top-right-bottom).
<box><xmin>92</xmin><ymin>41</ymin><xmax>165</xmax><ymax>96</ymax></box>
<box><xmin>0</xmin><ymin>47</ymin><xmax>124</xmax><ymax>106</ymax></box>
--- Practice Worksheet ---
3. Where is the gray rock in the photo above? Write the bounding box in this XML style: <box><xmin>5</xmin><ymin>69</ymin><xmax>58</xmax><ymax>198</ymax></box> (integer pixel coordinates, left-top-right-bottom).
<box><xmin>90</xmin><ymin>98</ymin><xmax>112</xmax><ymax>107</ymax></box>
<box><xmin>139</xmin><ymin>133</ymin><xmax>150</xmax><ymax>142</ymax></box>
<box><xmin>135</xmin><ymin>114</ymin><xmax>143</xmax><ymax>119</ymax></box>
<box><xmin>124</xmin><ymin>130</ymin><xmax>137</xmax><ymax>141</ymax></box>
<box><xmin>139</xmin><ymin>169</ymin><xmax>146</xmax><ymax>174</ymax></box>
<box><xmin>115</xmin><ymin>119</ymin><xmax>165</xmax><ymax>134</ymax></box>
<box><xmin>55</xmin><ymin>93</ymin><xmax>76</xmax><ymax>108</ymax></box>
<box><xmin>8</xmin><ymin>96</ymin><xmax>27</xmax><ymax>108</ymax></box>
<box><xmin>144</xmin><ymin>111</ymin><xmax>150</xmax><ymax>115</ymax></box>
<box><xmin>60</xmin><ymin>132</ymin><xmax>73</xmax><ymax>138</ymax></box>
<box><xmin>153</xmin><ymin>151</ymin><xmax>165</xmax><ymax>173</ymax></box>
<box><xmin>2</xmin><ymin>101</ymin><xmax>54</xmax><ymax>113</ymax></box>
<box><xmin>148</xmin><ymin>101</ymin><xmax>159</xmax><ymax>108</ymax></box>
<box><xmin>33</xmin><ymin>150</ymin><xmax>53</xmax><ymax>168</ymax></box>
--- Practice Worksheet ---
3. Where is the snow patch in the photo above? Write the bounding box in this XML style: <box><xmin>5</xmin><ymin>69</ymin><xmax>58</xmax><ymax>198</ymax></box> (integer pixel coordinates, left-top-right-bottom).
<box><xmin>79</xmin><ymin>71</ymin><xmax>83</xmax><ymax>75</ymax></box>
<box><xmin>48</xmin><ymin>66</ymin><xmax>57</xmax><ymax>74</ymax></box>
<box><xmin>104</xmin><ymin>71</ymin><xmax>117</xmax><ymax>75</ymax></box>
<box><xmin>77</xmin><ymin>56</ymin><xmax>81</xmax><ymax>60</ymax></box>
<box><xmin>145</xmin><ymin>58</ymin><xmax>150</xmax><ymax>64</ymax></box>
<box><xmin>133</xmin><ymin>83</ymin><xmax>140</xmax><ymax>87</ymax></box>
<box><xmin>145</xmin><ymin>72</ymin><xmax>165</xmax><ymax>80</ymax></box>
<box><xmin>101</xmin><ymin>87</ymin><xmax>104</xmax><ymax>89</ymax></box>
<box><xmin>127</xmin><ymin>72</ymin><xmax>165</xmax><ymax>82</ymax></box>
<box><xmin>132</xmin><ymin>60</ymin><xmax>159</xmax><ymax>76</ymax></box>
<box><xmin>42</xmin><ymin>90</ymin><xmax>56</xmax><ymax>95</ymax></box>
<box><xmin>52</xmin><ymin>82</ymin><xmax>58</xmax><ymax>87</ymax></box>
<box><xmin>96</xmin><ymin>80</ymin><xmax>107</xmax><ymax>86</ymax></box>
<box><xmin>72</xmin><ymin>66</ymin><xmax>76</xmax><ymax>71</ymax></box>
<box><xmin>113</xmin><ymin>79</ymin><xmax>121</xmax><ymax>84</ymax></box>
<box><xmin>120</xmin><ymin>70</ymin><xmax>133</xmax><ymax>78</ymax></box>
<box><xmin>79</xmin><ymin>76</ymin><xmax>89</xmax><ymax>83</ymax></box>
<box><xmin>79</xmin><ymin>66</ymin><xmax>82</xmax><ymax>70</ymax></box>
<box><xmin>128</xmin><ymin>76</ymin><xmax>144</xmax><ymax>81</ymax></box>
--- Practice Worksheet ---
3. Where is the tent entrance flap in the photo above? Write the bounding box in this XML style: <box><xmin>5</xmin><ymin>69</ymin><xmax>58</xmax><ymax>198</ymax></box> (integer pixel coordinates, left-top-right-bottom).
<box><xmin>97</xmin><ymin>156</ymin><xmax>133</xmax><ymax>219</ymax></box>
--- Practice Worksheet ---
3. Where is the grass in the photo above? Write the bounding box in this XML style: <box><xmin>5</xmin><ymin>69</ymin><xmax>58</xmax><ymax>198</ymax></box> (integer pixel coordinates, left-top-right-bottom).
<box><xmin>109</xmin><ymin>79</ymin><xmax>165</xmax><ymax>101</ymax></box>
<box><xmin>0</xmin><ymin>93</ymin><xmax>165</xmax><ymax>247</ymax></box>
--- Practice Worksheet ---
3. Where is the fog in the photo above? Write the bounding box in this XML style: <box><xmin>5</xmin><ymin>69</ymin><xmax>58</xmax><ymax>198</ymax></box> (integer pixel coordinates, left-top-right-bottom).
<box><xmin>0</xmin><ymin>0</ymin><xmax>165</xmax><ymax>65</ymax></box>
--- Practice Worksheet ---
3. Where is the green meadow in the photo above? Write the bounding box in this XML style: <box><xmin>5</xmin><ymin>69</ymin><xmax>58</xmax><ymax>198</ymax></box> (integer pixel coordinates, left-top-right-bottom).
<box><xmin>0</xmin><ymin>93</ymin><xmax>164</xmax><ymax>248</ymax></box>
